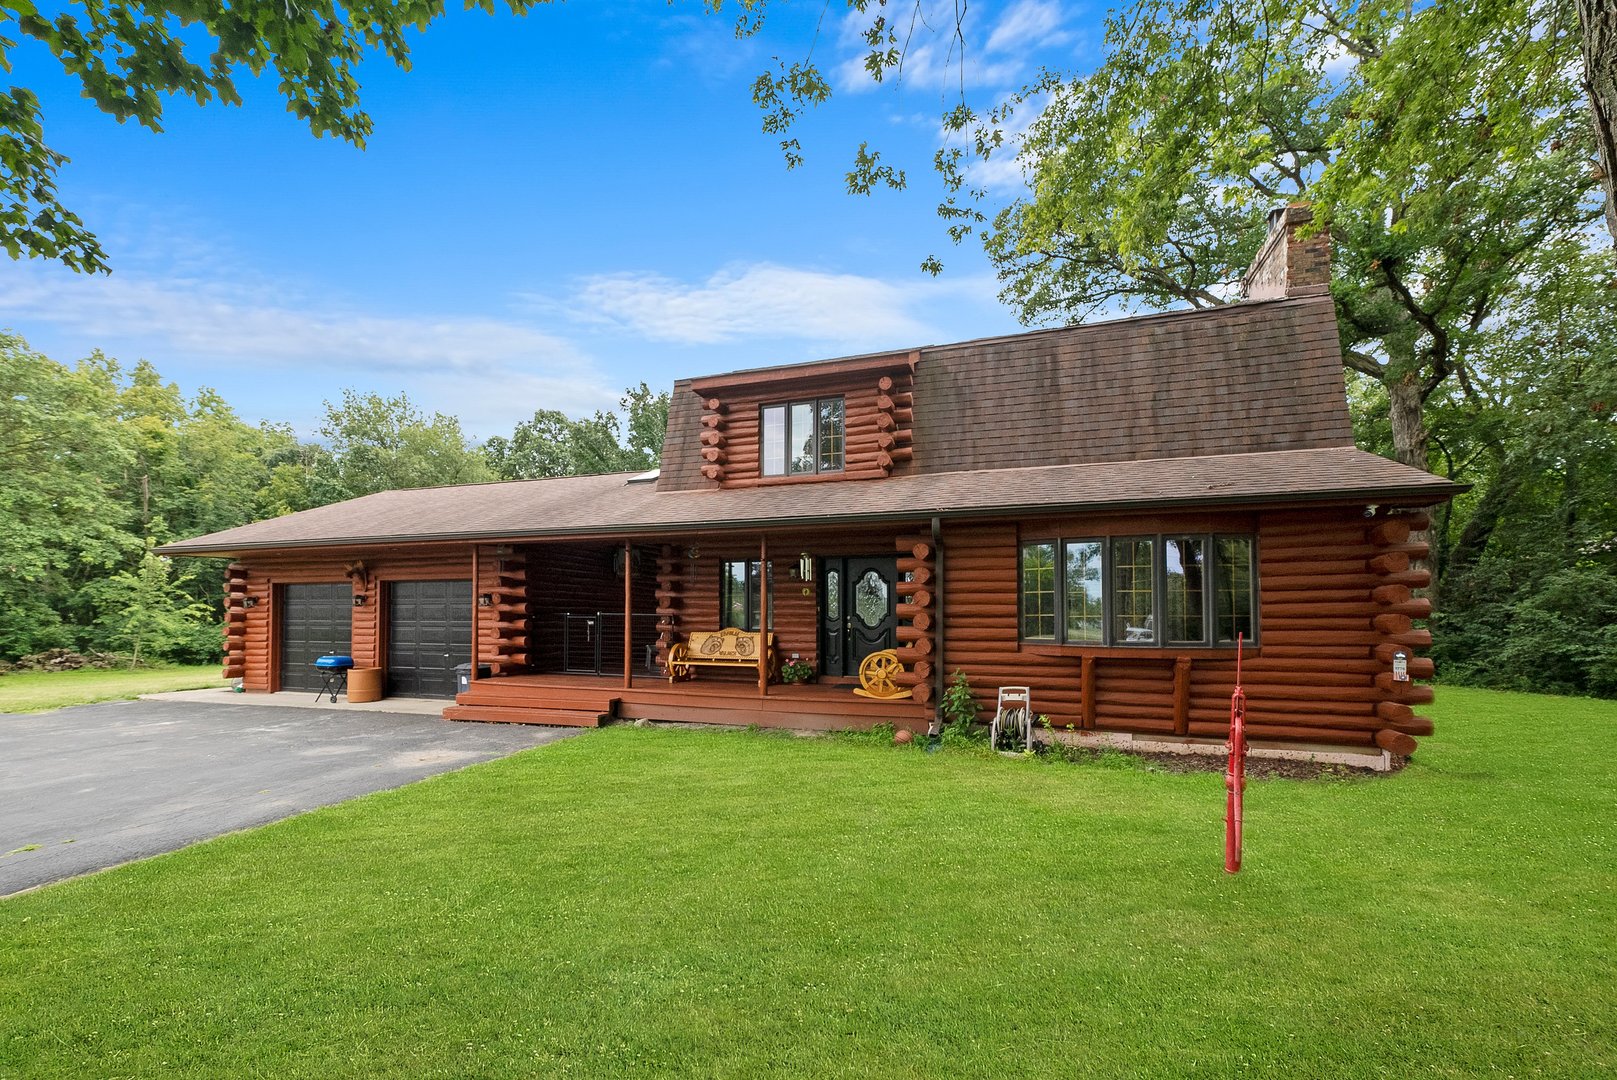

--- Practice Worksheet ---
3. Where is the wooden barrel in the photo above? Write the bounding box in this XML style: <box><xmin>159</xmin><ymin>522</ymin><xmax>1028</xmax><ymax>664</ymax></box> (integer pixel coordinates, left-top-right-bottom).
<box><xmin>348</xmin><ymin>667</ymin><xmax>384</xmax><ymax>704</ymax></box>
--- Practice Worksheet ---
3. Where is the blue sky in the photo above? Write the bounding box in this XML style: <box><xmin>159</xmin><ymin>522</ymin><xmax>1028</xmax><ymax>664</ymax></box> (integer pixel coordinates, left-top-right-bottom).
<box><xmin>2</xmin><ymin>1</ymin><xmax>1099</xmax><ymax>439</ymax></box>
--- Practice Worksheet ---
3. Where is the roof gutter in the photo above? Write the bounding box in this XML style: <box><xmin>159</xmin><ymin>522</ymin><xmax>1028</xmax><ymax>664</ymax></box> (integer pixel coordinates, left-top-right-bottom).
<box><xmin>153</xmin><ymin>480</ymin><xmax>1467</xmax><ymax>558</ymax></box>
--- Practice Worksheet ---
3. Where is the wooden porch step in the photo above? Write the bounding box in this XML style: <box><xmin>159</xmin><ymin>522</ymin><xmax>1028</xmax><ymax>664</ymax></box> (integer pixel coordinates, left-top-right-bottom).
<box><xmin>443</xmin><ymin>704</ymin><xmax>607</xmax><ymax>728</ymax></box>
<box><xmin>456</xmin><ymin>684</ymin><xmax>618</xmax><ymax>710</ymax></box>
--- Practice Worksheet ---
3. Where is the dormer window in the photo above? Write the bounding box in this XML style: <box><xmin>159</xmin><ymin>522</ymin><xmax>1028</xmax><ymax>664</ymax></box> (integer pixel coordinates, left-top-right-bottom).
<box><xmin>761</xmin><ymin>398</ymin><xmax>844</xmax><ymax>477</ymax></box>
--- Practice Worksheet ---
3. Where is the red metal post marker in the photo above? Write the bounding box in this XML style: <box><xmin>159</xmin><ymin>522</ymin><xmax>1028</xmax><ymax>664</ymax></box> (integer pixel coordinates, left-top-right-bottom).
<box><xmin>1225</xmin><ymin>633</ymin><xmax>1247</xmax><ymax>874</ymax></box>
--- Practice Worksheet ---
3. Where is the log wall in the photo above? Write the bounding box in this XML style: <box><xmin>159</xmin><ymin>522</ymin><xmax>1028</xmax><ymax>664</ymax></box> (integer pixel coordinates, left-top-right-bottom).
<box><xmin>219</xmin><ymin>503</ymin><xmax>1437</xmax><ymax>752</ymax></box>
<box><xmin>937</xmin><ymin>505</ymin><xmax>1437</xmax><ymax>752</ymax></box>
<box><xmin>696</xmin><ymin>363</ymin><xmax>917</xmax><ymax>487</ymax></box>
<box><xmin>226</xmin><ymin>545</ymin><xmax>476</xmax><ymax>692</ymax></box>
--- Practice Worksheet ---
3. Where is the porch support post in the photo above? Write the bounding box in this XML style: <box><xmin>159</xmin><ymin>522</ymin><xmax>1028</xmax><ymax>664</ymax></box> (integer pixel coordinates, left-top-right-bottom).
<box><xmin>623</xmin><ymin>539</ymin><xmax>634</xmax><ymax>690</ymax></box>
<box><xmin>758</xmin><ymin>534</ymin><xmax>769</xmax><ymax>697</ymax></box>
<box><xmin>470</xmin><ymin>545</ymin><xmax>480</xmax><ymax>685</ymax></box>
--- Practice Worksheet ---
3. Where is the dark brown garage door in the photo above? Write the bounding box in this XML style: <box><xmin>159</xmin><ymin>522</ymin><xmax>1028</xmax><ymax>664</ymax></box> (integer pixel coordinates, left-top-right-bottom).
<box><xmin>387</xmin><ymin>579</ymin><xmax>472</xmax><ymax>698</ymax></box>
<box><xmin>279</xmin><ymin>583</ymin><xmax>353</xmax><ymax>692</ymax></box>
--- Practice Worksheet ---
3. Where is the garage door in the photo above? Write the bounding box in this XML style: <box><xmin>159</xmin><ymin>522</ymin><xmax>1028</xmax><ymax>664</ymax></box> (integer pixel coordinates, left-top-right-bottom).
<box><xmin>387</xmin><ymin>579</ymin><xmax>473</xmax><ymax>698</ymax></box>
<box><xmin>279</xmin><ymin>583</ymin><xmax>353</xmax><ymax>692</ymax></box>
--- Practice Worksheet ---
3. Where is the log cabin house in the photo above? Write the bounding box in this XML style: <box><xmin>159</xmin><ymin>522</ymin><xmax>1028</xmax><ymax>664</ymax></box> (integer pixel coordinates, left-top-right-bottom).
<box><xmin>160</xmin><ymin>206</ymin><xmax>1460</xmax><ymax>759</ymax></box>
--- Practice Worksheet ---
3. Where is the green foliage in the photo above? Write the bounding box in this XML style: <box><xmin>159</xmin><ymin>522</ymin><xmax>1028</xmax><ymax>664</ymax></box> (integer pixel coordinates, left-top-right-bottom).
<box><xmin>0</xmin><ymin>336</ymin><xmax>131</xmax><ymax>657</ymax></box>
<box><xmin>0</xmin><ymin>332</ymin><xmax>681</xmax><ymax>663</ymax></box>
<box><xmin>939</xmin><ymin>669</ymin><xmax>979</xmax><ymax>737</ymax></box>
<box><xmin>80</xmin><ymin>541</ymin><xmax>215</xmax><ymax>667</ymax></box>
<box><xmin>962</xmin><ymin>0</ymin><xmax>1594</xmax><ymax>476</ymax></box>
<box><xmin>1436</xmin><ymin>564</ymin><xmax>1617</xmax><ymax>697</ymax></box>
<box><xmin>484</xmin><ymin>384</ymin><xmax>669</xmax><ymax>480</ymax></box>
<box><xmin>317</xmin><ymin>389</ymin><xmax>492</xmax><ymax>497</ymax></box>
<box><xmin>779</xmin><ymin>657</ymin><xmax>814</xmax><ymax>683</ymax></box>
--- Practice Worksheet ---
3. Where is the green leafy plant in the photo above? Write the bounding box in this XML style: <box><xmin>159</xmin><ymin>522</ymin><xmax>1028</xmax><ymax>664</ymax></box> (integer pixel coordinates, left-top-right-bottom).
<box><xmin>940</xmin><ymin>669</ymin><xmax>979</xmax><ymax>738</ymax></box>
<box><xmin>780</xmin><ymin>658</ymin><xmax>815</xmax><ymax>684</ymax></box>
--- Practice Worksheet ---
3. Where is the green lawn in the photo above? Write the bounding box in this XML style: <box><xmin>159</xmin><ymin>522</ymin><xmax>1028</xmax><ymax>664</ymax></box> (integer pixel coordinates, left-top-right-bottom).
<box><xmin>3</xmin><ymin>687</ymin><xmax>1613</xmax><ymax>1077</ymax></box>
<box><xmin>0</xmin><ymin>664</ymin><xmax>227</xmax><ymax>713</ymax></box>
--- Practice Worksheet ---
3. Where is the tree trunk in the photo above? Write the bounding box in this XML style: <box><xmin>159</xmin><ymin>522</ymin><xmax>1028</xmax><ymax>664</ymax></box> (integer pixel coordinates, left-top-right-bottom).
<box><xmin>1579</xmin><ymin>0</ymin><xmax>1617</xmax><ymax>248</ymax></box>
<box><xmin>1387</xmin><ymin>375</ymin><xmax>1428</xmax><ymax>470</ymax></box>
<box><xmin>1445</xmin><ymin>461</ymin><xmax>1526</xmax><ymax>581</ymax></box>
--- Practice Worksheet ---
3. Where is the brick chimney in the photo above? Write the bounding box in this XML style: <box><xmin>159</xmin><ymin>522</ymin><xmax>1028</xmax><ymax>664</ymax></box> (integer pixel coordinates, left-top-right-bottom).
<box><xmin>1240</xmin><ymin>203</ymin><xmax>1330</xmax><ymax>300</ymax></box>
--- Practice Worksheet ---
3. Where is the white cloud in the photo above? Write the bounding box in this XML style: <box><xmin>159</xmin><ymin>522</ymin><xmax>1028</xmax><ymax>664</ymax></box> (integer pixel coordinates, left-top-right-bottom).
<box><xmin>833</xmin><ymin>0</ymin><xmax>1070</xmax><ymax>95</ymax></box>
<box><xmin>0</xmin><ymin>257</ymin><xmax>618</xmax><ymax>436</ymax></box>
<box><xmin>558</xmin><ymin>263</ymin><xmax>964</xmax><ymax>348</ymax></box>
<box><xmin>985</xmin><ymin>0</ymin><xmax>1072</xmax><ymax>55</ymax></box>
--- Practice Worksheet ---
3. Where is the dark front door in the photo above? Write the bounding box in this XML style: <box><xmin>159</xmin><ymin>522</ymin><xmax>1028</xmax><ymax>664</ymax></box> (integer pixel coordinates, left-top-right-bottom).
<box><xmin>820</xmin><ymin>556</ymin><xmax>899</xmax><ymax>677</ymax></box>
<box><xmin>387</xmin><ymin>579</ymin><xmax>472</xmax><ymax>698</ymax></box>
<box><xmin>279</xmin><ymin>583</ymin><xmax>353</xmax><ymax>692</ymax></box>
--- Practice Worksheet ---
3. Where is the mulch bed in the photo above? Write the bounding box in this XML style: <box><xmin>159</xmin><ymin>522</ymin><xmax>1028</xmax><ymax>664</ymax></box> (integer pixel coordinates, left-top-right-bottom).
<box><xmin>1028</xmin><ymin>739</ymin><xmax>1408</xmax><ymax>779</ymax></box>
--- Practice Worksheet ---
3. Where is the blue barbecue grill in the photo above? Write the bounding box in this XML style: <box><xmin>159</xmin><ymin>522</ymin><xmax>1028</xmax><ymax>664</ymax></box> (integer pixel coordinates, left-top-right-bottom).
<box><xmin>313</xmin><ymin>654</ymin><xmax>354</xmax><ymax>703</ymax></box>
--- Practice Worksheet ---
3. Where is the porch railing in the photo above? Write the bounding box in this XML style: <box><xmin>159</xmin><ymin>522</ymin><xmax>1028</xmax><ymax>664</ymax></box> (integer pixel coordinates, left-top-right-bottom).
<box><xmin>559</xmin><ymin>612</ymin><xmax>661</xmax><ymax>676</ymax></box>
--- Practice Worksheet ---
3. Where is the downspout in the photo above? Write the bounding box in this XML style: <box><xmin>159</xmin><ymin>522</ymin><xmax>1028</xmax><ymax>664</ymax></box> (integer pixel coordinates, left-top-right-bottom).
<box><xmin>931</xmin><ymin>515</ymin><xmax>944</xmax><ymax>738</ymax></box>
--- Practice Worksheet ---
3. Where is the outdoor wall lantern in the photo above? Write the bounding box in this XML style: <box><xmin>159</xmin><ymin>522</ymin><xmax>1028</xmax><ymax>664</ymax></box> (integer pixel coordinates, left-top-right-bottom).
<box><xmin>478</xmin><ymin>594</ymin><xmax>493</xmax><ymax>608</ymax></box>
<box><xmin>797</xmin><ymin>552</ymin><xmax>813</xmax><ymax>582</ymax></box>
<box><xmin>686</xmin><ymin>544</ymin><xmax>701</xmax><ymax>561</ymax></box>
<box><xmin>241</xmin><ymin>596</ymin><xmax>258</xmax><ymax>609</ymax></box>
<box><xmin>352</xmin><ymin>594</ymin><xmax>367</xmax><ymax>607</ymax></box>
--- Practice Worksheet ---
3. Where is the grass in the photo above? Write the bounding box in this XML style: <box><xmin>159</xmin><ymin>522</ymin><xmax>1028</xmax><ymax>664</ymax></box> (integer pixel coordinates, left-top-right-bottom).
<box><xmin>0</xmin><ymin>664</ymin><xmax>227</xmax><ymax>713</ymax></box>
<box><xmin>3</xmin><ymin>686</ymin><xmax>1614</xmax><ymax>1077</ymax></box>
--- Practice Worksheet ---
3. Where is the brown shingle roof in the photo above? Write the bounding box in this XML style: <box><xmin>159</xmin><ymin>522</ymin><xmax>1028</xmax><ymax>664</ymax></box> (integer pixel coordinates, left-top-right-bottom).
<box><xmin>158</xmin><ymin>447</ymin><xmax>1459</xmax><ymax>556</ymax></box>
<box><xmin>656</xmin><ymin>294</ymin><xmax>1354</xmax><ymax>490</ymax></box>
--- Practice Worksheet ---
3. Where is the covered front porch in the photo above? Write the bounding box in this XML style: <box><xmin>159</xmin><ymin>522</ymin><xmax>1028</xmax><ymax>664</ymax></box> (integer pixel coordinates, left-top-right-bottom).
<box><xmin>455</xmin><ymin>520</ymin><xmax>940</xmax><ymax>729</ymax></box>
<box><xmin>445</xmin><ymin>671</ymin><xmax>931</xmax><ymax>731</ymax></box>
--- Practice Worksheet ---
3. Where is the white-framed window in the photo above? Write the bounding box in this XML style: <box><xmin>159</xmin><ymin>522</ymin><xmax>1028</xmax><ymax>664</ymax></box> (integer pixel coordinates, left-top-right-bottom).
<box><xmin>761</xmin><ymin>397</ymin><xmax>844</xmax><ymax>476</ymax></box>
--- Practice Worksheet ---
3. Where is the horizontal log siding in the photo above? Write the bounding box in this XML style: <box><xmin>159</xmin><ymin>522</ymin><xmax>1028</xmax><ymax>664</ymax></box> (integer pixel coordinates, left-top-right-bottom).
<box><xmin>227</xmin><ymin>545</ymin><xmax>475</xmax><ymax>692</ymax></box>
<box><xmin>710</xmin><ymin>374</ymin><xmax>897</xmax><ymax>487</ymax></box>
<box><xmin>659</xmin><ymin>525</ymin><xmax>921</xmax><ymax>680</ymax></box>
<box><xmin>938</xmin><ymin>506</ymin><xmax>1436</xmax><ymax>749</ymax></box>
<box><xmin>667</xmin><ymin>542</ymin><xmax>819</xmax><ymax>680</ymax></box>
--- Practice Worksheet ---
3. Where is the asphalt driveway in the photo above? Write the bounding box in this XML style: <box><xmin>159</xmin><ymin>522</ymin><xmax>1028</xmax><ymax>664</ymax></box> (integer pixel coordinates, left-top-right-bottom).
<box><xmin>0</xmin><ymin>700</ymin><xmax>575</xmax><ymax>896</ymax></box>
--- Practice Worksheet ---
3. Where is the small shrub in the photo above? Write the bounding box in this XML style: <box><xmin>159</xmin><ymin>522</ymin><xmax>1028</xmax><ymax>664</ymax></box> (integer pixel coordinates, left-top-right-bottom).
<box><xmin>940</xmin><ymin>670</ymin><xmax>980</xmax><ymax>738</ymax></box>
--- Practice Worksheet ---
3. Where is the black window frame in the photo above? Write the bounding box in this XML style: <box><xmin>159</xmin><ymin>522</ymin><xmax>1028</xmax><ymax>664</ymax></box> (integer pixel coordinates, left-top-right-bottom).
<box><xmin>760</xmin><ymin>397</ymin><xmax>845</xmax><ymax>477</ymax></box>
<box><xmin>1018</xmin><ymin>533</ymin><xmax>1258</xmax><ymax>648</ymax></box>
<box><xmin>719</xmin><ymin>560</ymin><xmax>775</xmax><ymax>631</ymax></box>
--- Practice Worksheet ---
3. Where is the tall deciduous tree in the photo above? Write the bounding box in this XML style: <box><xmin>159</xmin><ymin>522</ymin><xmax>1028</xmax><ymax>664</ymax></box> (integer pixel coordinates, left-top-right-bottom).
<box><xmin>0</xmin><ymin>335</ymin><xmax>130</xmax><ymax>654</ymax></box>
<box><xmin>317</xmin><ymin>389</ymin><xmax>491</xmax><ymax>497</ymax></box>
<box><xmin>1577</xmin><ymin>0</ymin><xmax>1617</xmax><ymax>246</ymax></box>
<box><xmin>83</xmin><ymin>539</ymin><xmax>214</xmax><ymax>667</ymax></box>
<box><xmin>947</xmin><ymin>0</ymin><xmax>1596</xmax><ymax>474</ymax></box>
<box><xmin>484</xmin><ymin>385</ymin><xmax>669</xmax><ymax>480</ymax></box>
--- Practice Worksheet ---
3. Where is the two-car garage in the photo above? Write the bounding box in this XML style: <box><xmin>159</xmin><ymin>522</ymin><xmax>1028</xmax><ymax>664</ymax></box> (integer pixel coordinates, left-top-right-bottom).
<box><xmin>277</xmin><ymin>579</ymin><xmax>471</xmax><ymax>699</ymax></box>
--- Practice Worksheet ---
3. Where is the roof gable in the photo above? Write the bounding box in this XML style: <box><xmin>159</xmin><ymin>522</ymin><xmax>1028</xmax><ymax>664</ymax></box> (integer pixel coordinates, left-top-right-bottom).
<box><xmin>656</xmin><ymin>295</ymin><xmax>1353</xmax><ymax>490</ymax></box>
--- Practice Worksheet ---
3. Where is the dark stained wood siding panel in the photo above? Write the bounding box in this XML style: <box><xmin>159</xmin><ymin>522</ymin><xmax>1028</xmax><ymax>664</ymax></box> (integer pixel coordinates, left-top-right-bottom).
<box><xmin>525</xmin><ymin>541</ymin><xmax>656</xmax><ymax>673</ymax></box>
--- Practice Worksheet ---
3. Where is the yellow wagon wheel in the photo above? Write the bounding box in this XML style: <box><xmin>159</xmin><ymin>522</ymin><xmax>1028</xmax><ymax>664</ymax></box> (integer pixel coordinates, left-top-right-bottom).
<box><xmin>666</xmin><ymin>642</ymin><xmax>691</xmax><ymax>682</ymax></box>
<box><xmin>858</xmin><ymin>650</ymin><xmax>904</xmax><ymax>698</ymax></box>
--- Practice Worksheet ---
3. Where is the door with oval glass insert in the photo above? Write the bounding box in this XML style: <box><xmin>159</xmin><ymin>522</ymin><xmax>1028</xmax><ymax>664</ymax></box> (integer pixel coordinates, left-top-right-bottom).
<box><xmin>819</xmin><ymin>556</ymin><xmax>899</xmax><ymax>677</ymax></box>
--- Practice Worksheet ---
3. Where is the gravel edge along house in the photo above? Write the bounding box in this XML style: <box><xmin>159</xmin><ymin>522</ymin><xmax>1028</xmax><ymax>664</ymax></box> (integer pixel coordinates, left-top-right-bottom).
<box><xmin>161</xmin><ymin>206</ymin><xmax>1460</xmax><ymax>765</ymax></box>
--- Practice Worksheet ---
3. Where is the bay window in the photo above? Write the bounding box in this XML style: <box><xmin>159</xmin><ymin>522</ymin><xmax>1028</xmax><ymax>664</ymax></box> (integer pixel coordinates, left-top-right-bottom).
<box><xmin>1021</xmin><ymin>534</ymin><xmax>1256</xmax><ymax>647</ymax></box>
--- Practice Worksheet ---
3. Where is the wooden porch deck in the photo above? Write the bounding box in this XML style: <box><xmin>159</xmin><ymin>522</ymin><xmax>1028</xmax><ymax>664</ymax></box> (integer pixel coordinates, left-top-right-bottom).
<box><xmin>443</xmin><ymin>672</ymin><xmax>932</xmax><ymax>732</ymax></box>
